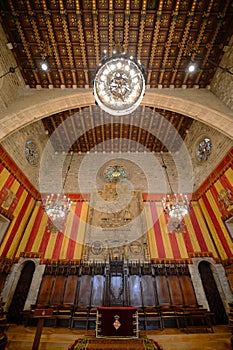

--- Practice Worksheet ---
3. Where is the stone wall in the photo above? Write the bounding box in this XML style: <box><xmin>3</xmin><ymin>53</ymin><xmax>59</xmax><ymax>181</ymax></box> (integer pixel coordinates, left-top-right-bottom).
<box><xmin>211</xmin><ymin>35</ymin><xmax>233</xmax><ymax>110</ymax></box>
<box><xmin>0</xmin><ymin>24</ymin><xmax>25</xmax><ymax>112</ymax></box>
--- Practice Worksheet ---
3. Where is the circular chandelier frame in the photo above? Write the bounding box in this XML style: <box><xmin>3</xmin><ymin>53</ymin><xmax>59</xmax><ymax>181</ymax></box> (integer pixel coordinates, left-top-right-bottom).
<box><xmin>94</xmin><ymin>54</ymin><xmax>145</xmax><ymax>116</ymax></box>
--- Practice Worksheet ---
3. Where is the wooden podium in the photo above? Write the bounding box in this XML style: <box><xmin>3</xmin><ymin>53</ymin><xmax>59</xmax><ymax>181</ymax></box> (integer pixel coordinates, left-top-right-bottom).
<box><xmin>96</xmin><ymin>306</ymin><xmax>139</xmax><ymax>338</ymax></box>
<box><xmin>32</xmin><ymin>309</ymin><xmax>54</xmax><ymax>350</ymax></box>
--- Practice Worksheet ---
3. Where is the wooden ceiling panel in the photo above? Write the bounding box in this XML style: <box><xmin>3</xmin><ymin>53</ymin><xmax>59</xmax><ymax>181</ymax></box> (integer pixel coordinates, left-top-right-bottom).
<box><xmin>41</xmin><ymin>105</ymin><xmax>193</xmax><ymax>154</ymax></box>
<box><xmin>0</xmin><ymin>0</ymin><xmax>232</xmax><ymax>89</ymax></box>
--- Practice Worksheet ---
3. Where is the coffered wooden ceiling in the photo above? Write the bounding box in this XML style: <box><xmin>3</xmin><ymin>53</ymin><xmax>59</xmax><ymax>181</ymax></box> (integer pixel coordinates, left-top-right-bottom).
<box><xmin>0</xmin><ymin>0</ymin><xmax>232</xmax><ymax>89</ymax></box>
<box><xmin>42</xmin><ymin>105</ymin><xmax>193</xmax><ymax>153</ymax></box>
<box><xmin>0</xmin><ymin>0</ymin><xmax>232</xmax><ymax>154</ymax></box>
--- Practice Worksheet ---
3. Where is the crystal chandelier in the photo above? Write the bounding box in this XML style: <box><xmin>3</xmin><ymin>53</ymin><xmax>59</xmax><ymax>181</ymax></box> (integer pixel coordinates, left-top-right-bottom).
<box><xmin>44</xmin><ymin>153</ymin><xmax>73</xmax><ymax>227</ymax></box>
<box><xmin>45</xmin><ymin>193</ymin><xmax>72</xmax><ymax>221</ymax></box>
<box><xmin>94</xmin><ymin>52</ymin><xmax>145</xmax><ymax>116</ymax></box>
<box><xmin>161</xmin><ymin>153</ymin><xmax>190</xmax><ymax>221</ymax></box>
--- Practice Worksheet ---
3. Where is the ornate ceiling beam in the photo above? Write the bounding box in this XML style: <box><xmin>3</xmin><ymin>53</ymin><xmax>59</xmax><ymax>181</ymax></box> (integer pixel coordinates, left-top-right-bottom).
<box><xmin>123</xmin><ymin>0</ymin><xmax>131</xmax><ymax>54</ymax></box>
<box><xmin>171</xmin><ymin>0</ymin><xmax>198</xmax><ymax>85</ymax></box>
<box><xmin>136</xmin><ymin>105</ymin><xmax>145</xmax><ymax>152</ymax></box>
<box><xmin>70</xmin><ymin>112</ymin><xmax>80</xmax><ymax>152</ymax></box>
<box><xmin>89</xmin><ymin>106</ymin><xmax>98</xmax><ymax>147</ymax></box>
<box><xmin>127</xmin><ymin>115</ymin><xmax>134</xmax><ymax>152</ymax></box>
<box><xmin>80</xmin><ymin>113</ymin><xmax>90</xmax><ymax>152</ymax></box>
<box><xmin>137</xmin><ymin>0</ymin><xmax>147</xmax><ymax>61</ymax></box>
<box><xmin>147</xmin><ymin>0</ymin><xmax>164</xmax><ymax>85</ymax></box>
<box><xmin>194</xmin><ymin>0</ymin><xmax>230</xmax><ymax>85</ymax></box>
<box><xmin>159</xmin><ymin>0</ymin><xmax>181</xmax><ymax>85</ymax></box>
<box><xmin>92</xmin><ymin>0</ymin><xmax>100</xmax><ymax>66</ymax></box>
<box><xmin>8</xmin><ymin>0</ymin><xmax>40</xmax><ymax>85</ymax></box>
<box><xmin>108</xmin><ymin>0</ymin><xmax>114</xmax><ymax>57</ymax></box>
<box><xmin>100</xmin><ymin>110</ymin><xmax>106</xmax><ymax>153</ymax></box>
<box><xmin>51</xmin><ymin>118</ymin><xmax>64</xmax><ymax>151</ymax></box>
<box><xmin>59</xmin><ymin>0</ymin><xmax>76</xmax><ymax>86</ymax></box>
<box><xmin>60</xmin><ymin>115</ymin><xmax>72</xmax><ymax>150</ymax></box>
<box><xmin>41</xmin><ymin>0</ymin><xmax>65</xmax><ymax>86</ymax></box>
<box><xmin>119</xmin><ymin>119</ymin><xmax>124</xmax><ymax>152</ymax></box>
<box><xmin>75</xmin><ymin>0</ymin><xmax>89</xmax><ymax>87</ymax></box>
<box><xmin>182</xmin><ymin>0</ymin><xmax>215</xmax><ymax>85</ymax></box>
<box><xmin>25</xmin><ymin>0</ymin><xmax>53</xmax><ymax>85</ymax></box>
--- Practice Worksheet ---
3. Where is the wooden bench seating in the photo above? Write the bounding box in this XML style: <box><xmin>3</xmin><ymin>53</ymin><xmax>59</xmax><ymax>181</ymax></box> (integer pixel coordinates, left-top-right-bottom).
<box><xmin>23</xmin><ymin>303</ymin><xmax>214</xmax><ymax>333</ymax></box>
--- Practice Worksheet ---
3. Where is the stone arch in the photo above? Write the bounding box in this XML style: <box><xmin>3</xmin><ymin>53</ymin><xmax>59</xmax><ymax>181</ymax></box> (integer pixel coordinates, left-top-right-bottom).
<box><xmin>189</xmin><ymin>257</ymin><xmax>232</xmax><ymax>314</ymax></box>
<box><xmin>6</xmin><ymin>260</ymin><xmax>35</xmax><ymax>323</ymax></box>
<box><xmin>0</xmin><ymin>257</ymin><xmax>44</xmax><ymax>312</ymax></box>
<box><xmin>0</xmin><ymin>89</ymin><xmax>232</xmax><ymax>142</ymax></box>
<box><xmin>198</xmin><ymin>260</ymin><xmax>228</xmax><ymax>324</ymax></box>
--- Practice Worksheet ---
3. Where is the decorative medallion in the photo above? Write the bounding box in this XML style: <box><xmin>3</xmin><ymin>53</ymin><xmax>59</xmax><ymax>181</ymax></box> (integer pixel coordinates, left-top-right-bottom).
<box><xmin>129</xmin><ymin>241</ymin><xmax>142</xmax><ymax>255</ymax></box>
<box><xmin>91</xmin><ymin>240</ymin><xmax>104</xmax><ymax>255</ymax></box>
<box><xmin>104</xmin><ymin>165</ymin><xmax>127</xmax><ymax>183</ymax></box>
<box><xmin>113</xmin><ymin>315</ymin><xmax>121</xmax><ymax>330</ymax></box>
<box><xmin>25</xmin><ymin>140</ymin><xmax>39</xmax><ymax>165</ymax></box>
<box><xmin>196</xmin><ymin>137</ymin><xmax>212</xmax><ymax>162</ymax></box>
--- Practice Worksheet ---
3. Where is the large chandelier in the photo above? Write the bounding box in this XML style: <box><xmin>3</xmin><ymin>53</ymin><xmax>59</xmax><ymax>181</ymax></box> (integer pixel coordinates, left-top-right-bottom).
<box><xmin>94</xmin><ymin>53</ymin><xmax>145</xmax><ymax>116</ymax></box>
<box><xmin>160</xmin><ymin>153</ymin><xmax>190</xmax><ymax>221</ymax></box>
<box><xmin>162</xmin><ymin>193</ymin><xmax>190</xmax><ymax>220</ymax></box>
<box><xmin>44</xmin><ymin>153</ymin><xmax>73</xmax><ymax>228</ymax></box>
<box><xmin>44</xmin><ymin>193</ymin><xmax>72</xmax><ymax>221</ymax></box>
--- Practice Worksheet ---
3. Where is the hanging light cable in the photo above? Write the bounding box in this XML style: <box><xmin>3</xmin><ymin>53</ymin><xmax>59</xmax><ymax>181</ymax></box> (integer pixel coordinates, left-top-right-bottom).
<box><xmin>44</xmin><ymin>152</ymin><xmax>73</xmax><ymax>228</ymax></box>
<box><xmin>160</xmin><ymin>152</ymin><xmax>190</xmax><ymax>221</ymax></box>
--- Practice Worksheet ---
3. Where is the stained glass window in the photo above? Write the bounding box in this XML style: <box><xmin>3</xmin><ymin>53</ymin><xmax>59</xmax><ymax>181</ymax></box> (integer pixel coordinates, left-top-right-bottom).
<box><xmin>196</xmin><ymin>137</ymin><xmax>212</xmax><ymax>161</ymax></box>
<box><xmin>25</xmin><ymin>140</ymin><xmax>39</xmax><ymax>165</ymax></box>
<box><xmin>104</xmin><ymin>165</ymin><xmax>127</xmax><ymax>183</ymax></box>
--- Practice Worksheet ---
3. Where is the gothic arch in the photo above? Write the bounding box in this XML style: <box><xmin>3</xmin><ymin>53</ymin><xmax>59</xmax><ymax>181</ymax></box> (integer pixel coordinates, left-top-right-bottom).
<box><xmin>0</xmin><ymin>90</ymin><xmax>232</xmax><ymax>142</ymax></box>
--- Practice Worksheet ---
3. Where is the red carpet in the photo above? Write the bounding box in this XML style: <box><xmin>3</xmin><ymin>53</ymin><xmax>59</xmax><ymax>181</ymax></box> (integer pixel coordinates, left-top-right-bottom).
<box><xmin>68</xmin><ymin>336</ymin><xmax>162</xmax><ymax>349</ymax></box>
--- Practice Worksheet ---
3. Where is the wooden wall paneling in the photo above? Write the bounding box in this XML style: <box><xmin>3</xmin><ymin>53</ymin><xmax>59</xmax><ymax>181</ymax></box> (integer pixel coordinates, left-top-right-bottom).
<box><xmin>77</xmin><ymin>275</ymin><xmax>92</xmax><ymax>307</ymax></box>
<box><xmin>36</xmin><ymin>275</ymin><xmax>55</xmax><ymax>306</ymax></box>
<box><xmin>167</xmin><ymin>275</ymin><xmax>183</xmax><ymax>306</ymax></box>
<box><xmin>91</xmin><ymin>275</ymin><xmax>105</xmax><ymax>307</ymax></box>
<box><xmin>49</xmin><ymin>275</ymin><xmax>66</xmax><ymax>307</ymax></box>
<box><xmin>63</xmin><ymin>275</ymin><xmax>78</xmax><ymax>305</ymax></box>
<box><xmin>179</xmin><ymin>275</ymin><xmax>197</xmax><ymax>307</ymax></box>
<box><xmin>128</xmin><ymin>275</ymin><xmax>142</xmax><ymax>307</ymax></box>
<box><xmin>155</xmin><ymin>275</ymin><xmax>170</xmax><ymax>305</ymax></box>
<box><xmin>141</xmin><ymin>275</ymin><xmax>156</xmax><ymax>307</ymax></box>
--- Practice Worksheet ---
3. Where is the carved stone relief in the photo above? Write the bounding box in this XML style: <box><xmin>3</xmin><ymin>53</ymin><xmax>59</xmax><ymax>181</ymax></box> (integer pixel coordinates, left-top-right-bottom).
<box><xmin>83</xmin><ymin>183</ymin><xmax>149</xmax><ymax>262</ymax></box>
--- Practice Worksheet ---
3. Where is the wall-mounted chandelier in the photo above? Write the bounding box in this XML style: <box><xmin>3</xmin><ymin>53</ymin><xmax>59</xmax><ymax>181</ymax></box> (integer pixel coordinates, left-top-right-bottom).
<box><xmin>160</xmin><ymin>153</ymin><xmax>190</xmax><ymax>221</ymax></box>
<box><xmin>44</xmin><ymin>153</ymin><xmax>73</xmax><ymax>228</ymax></box>
<box><xmin>94</xmin><ymin>53</ymin><xmax>145</xmax><ymax>116</ymax></box>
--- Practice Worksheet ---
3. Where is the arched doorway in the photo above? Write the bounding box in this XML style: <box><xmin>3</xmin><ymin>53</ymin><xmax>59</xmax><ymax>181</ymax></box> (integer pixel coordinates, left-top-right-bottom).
<box><xmin>198</xmin><ymin>261</ymin><xmax>228</xmax><ymax>324</ymax></box>
<box><xmin>7</xmin><ymin>261</ymin><xmax>35</xmax><ymax>324</ymax></box>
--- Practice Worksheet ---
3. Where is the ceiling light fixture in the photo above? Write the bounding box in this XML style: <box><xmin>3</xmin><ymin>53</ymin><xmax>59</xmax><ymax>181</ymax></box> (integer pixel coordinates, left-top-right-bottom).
<box><xmin>44</xmin><ymin>152</ymin><xmax>73</xmax><ymax>229</ymax></box>
<box><xmin>160</xmin><ymin>152</ymin><xmax>190</xmax><ymax>221</ymax></box>
<box><xmin>41</xmin><ymin>61</ymin><xmax>48</xmax><ymax>71</ymax></box>
<box><xmin>184</xmin><ymin>38</ymin><xmax>233</xmax><ymax>76</ymax></box>
<box><xmin>94</xmin><ymin>53</ymin><xmax>145</xmax><ymax>116</ymax></box>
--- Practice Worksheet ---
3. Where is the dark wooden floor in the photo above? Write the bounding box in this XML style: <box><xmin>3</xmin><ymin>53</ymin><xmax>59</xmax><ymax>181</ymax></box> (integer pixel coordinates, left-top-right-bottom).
<box><xmin>4</xmin><ymin>325</ymin><xmax>232</xmax><ymax>350</ymax></box>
